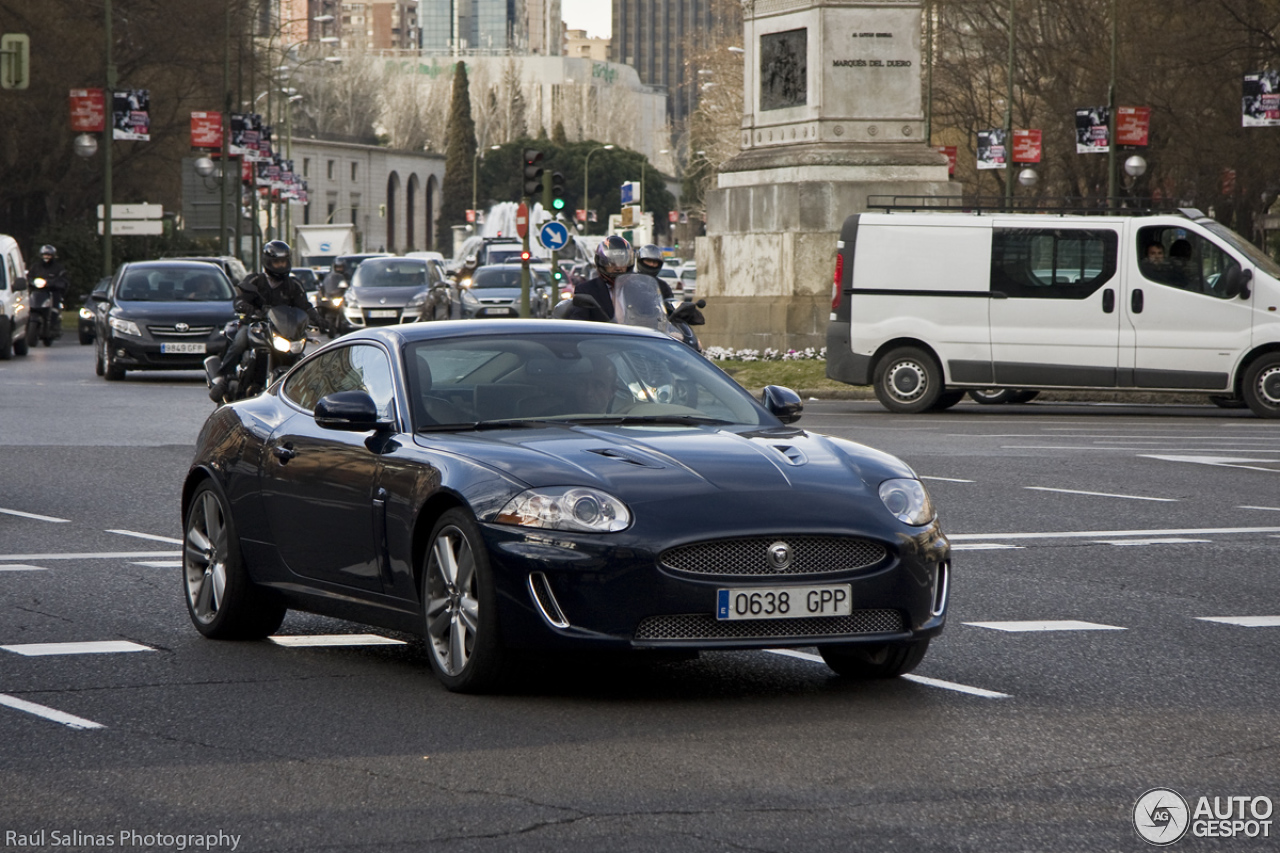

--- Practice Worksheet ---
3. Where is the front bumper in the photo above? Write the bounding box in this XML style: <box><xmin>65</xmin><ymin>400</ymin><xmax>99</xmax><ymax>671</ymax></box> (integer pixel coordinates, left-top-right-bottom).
<box><xmin>345</xmin><ymin>306</ymin><xmax>405</xmax><ymax>327</ymax></box>
<box><xmin>107</xmin><ymin>333</ymin><xmax>226</xmax><ymax>370</ymax></box>
<box><xmin>481</xmin><ymin>523</ymin><xmax>950</xmax><ymax>651</ymax></box>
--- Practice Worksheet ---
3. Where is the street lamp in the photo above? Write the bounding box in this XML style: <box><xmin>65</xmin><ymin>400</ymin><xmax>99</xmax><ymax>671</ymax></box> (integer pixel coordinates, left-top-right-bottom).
<box><xmin>1124</xmin><ymin>154</ymin><xmax>1147</xmax><ymax>178</ymax></box>
<box><xmin>73</xmin><ymin>133</ymin><xmax>98</xmax><ymax>159</ymax></box>
<box><xmin>1017</xmin><ymin>168</ymin><xmax>1038</xmax><ymax>188</ymax></box>
<box><xmin>472</xmin><ymin>144</ymin><xmax>500</xmax><ymax>231</ymax></box>
<box><xmin>583</xmin><ymin>144</ymin><xmax>614</xmax><ymax>232</ymax></box>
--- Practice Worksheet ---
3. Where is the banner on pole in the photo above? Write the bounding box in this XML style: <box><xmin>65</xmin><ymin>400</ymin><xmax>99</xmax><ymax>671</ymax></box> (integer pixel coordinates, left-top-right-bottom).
<box><xmin>69</xmin><ymin>89</ymin><xmax>105</xmax><ymax>132</ymax></box>
<box><xmin>190</xmin><ymin>112</ymin><xmax>222</xmax><ymax>148</ymax></box>
<box><xmin>1012</xmin><ymin>130</ymin><xmax>1042</xmax><ymax>164</ymax></box>
<box><xmin>976</xmin><ymin>129</ymin><xmax>1006</xmax><ymax>170</ymax></box>
<box><xmin>1075</xmin><ymin>107</ymin><xmax>1109</xmax><ymax>153</ymax></box>
<box><xmin>1116</xmin><ymin>107</ymin><xmax>1150</xmax><ymax>146</ymax></box>
<box><xmin>1243</xmin><ymin>71</ymin><xmax>1280</xmax><ymax>127</ymax></box>
<box><xmin>112</xmin><ymin>89</ymin><xmax>150</xmax><ymax>140</ymax></box>
<box><xmin>937</xmin><ymin>146</ymin><xmax>957</xmax><ymax>176</ymax></box>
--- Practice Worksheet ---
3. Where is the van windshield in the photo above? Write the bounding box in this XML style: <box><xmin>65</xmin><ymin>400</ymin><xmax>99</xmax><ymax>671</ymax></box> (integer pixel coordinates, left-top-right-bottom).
<box><xmin>1200</xmin><ymin>221</ymin><xmax>1280</xmax><ymax>279</ymax></box>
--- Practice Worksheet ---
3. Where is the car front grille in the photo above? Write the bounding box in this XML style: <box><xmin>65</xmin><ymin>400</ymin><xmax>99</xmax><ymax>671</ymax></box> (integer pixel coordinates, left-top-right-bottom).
<box><xmin>659</xmin><ymin>536</ymin><xmax>887</xmax><ymax>578</ymax></box>
<box><xmin>147</xmin><ymin>324</ymin><xmax>215</xmax><ymax>339</ymax></box>
<box><xmin>633</xmin><ymin>610</ymin><xmax>905</xmax><ymax>641</ymax></box>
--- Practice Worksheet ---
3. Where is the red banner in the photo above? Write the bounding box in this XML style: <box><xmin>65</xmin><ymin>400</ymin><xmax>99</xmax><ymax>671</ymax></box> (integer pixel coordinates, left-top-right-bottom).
<box><xmin>1012</xmin><ymin>130</ymin><xmax>1042</xmax><ymax>163</ymax></box>
<box><xmin>190</xmin><ymin>112</ymin><xmax>222</xmax><ymax>148</ymax></box>
<box><xmin>1116</xmin><ymin>106</ymin><xmax>1150</xmax><ymax>147</ymax></box>
<box><xmin>69</xmin><ymin>88</ymin><xmax>105</xmax><ymax>132</ymax></box>
<box><xmin>465</xmin><ymin>209</ymin><xmax>476</xmax><ymax>224</ymax></box>
<box><xmin>937</xmin><ymin>145</ymin><xmax>957</xmax><ymax>177</ymax></box>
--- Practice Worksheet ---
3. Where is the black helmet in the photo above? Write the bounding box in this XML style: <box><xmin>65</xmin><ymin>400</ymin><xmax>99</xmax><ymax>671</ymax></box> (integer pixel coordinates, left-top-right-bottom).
<box><xmin>332</xmin><ymin>258</ymin><xmax>346</xmax><ymax>272</ymax></box>
<box><xmin>39</xmin><ymin>244</ymin><xmax>56</xmax><ymax>259</ymax></box>
<box><xmin>262</xmin><ymin>240</ymin><xmax>292</xmax><ymax>278</ymax></box>
<box><xmin>636</xmin><ymin>244</ymin><xmax>664</xmax><ymax>274</ymax></box>
<box><xmin>594</xmin><ymin>235</ymin><xmax>634</xmax><ymax>284</ymax></box>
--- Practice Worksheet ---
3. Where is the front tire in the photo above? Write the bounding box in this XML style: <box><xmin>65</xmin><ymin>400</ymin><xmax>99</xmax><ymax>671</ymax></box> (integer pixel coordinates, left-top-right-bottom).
<box><xmin>103</xmin><ymin>338</ymin><xmax>126</xmax><ymax>381</ymax></box>
<box><xmin>422</xmin><ymin>509</ymin><xmax>505</xmax><ymax>693</ymax></box>
<box><xmin>0</xmin><ymin>316</ymin><xmax>11</xmax><ymax>360</ymax></box>
<box><xmin>183</xmin><ymin>481</ymin><xmax>286</xmax><ymax>639</ymax></box>
<box><xmin>1242</xmin><ymin>354</ymin><xmax>1280</xmax><ymax>419</ymax></box>
<box><xmin>820</xmin><ymin>639</ymin><xmax>930</xmax><ymax>679</ymax></box>
<box><xmin>94</xmin><ymin>337</ymin><xmax>105</xmax><ymax>376</ymax></box>
<box><xmin>875</xmin><ymin>347</ymin><xmax>944</xmax><ymax>414</ymax></box>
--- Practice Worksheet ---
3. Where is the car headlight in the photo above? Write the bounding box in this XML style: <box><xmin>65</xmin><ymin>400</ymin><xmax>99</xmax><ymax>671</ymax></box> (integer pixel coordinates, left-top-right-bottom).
<box><xmin>79</xmin><ymin>307</ymin><xmax>94</xmax><ymax>320</ymax></box>
<box><xmin>496</xmin><ymin>487</ymin><xmax>631</xmax><ymax>533</ymax></box>
<box><xmin>878</xmin><ymin>479</ymin><xmax>935</xmax><ymax>526</ymax></box>
<box><xmin>460</xmin><ymin>289</ymin><xmax>479</xmax><ymax>306</ymax></box>
<box><xmin>108</xmin><ymin>316</ymin><xmax>142</xmax><ymax>337</ymax></box>
<box><xmin>271</xmin><ymin>334</ymin><xmax>293</xmax><ymax>353</ymax></box>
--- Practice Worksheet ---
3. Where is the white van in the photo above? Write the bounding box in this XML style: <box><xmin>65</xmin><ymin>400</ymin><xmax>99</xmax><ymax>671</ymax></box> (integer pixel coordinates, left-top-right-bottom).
<box><xmin>825</xmin><ymin>209</ymin><xmax>1280</xmax><ymax>418</ymax></box>
<box><xmin>0</xmin><ymin>234</ymin><xmax>30</xmax><ymax>360</ymax></box>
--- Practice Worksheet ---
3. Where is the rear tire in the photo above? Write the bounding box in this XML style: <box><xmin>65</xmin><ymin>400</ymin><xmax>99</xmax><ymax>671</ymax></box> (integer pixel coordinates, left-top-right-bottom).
<box><xmin>1009</xmin><ymin>390</ymin><xmax>1040</xmax><ymax>404</ymax></box>
<box><xmin>1242</xmin><ymin>354</ymin><xmax>1280</xmax><ymax>419</ymax></box>
<box><xmin>931</xmin><ymin>390</ymin><xmax>965</xmax><ymax>411</ymax></box>
<box><xmin>968</xmin><ymin>388</ymin><xmax>1017</xmax><ymax>405</ymax></box>
<box><xmin>1208</xmin><ymin>394</ymin><xmax>1247</xmax><ymax>410</ymax></box>
<box><xmin>821</xmin><ymin>639</ymin><xmax>930</xmax><ymax>679</ymax></box>
<box><xmin>94</xmin><ymin>338</ymin><xmax>105</xmax><ymax>376</ymax></box>
<box><xmin>874</xmin><ymin>347</ymin><xmax>944</xmax><ymax>414</ymax></box>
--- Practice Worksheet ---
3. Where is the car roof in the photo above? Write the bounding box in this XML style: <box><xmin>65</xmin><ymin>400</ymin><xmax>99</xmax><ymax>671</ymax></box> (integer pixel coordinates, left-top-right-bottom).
<box><xmin>340</xmin><ymin>319</ymin><xmax>672</xmax><ymax>348</ymax></box>
<box><xmin>122</xmin><ymin>260</ymin><xmax>233</xmax><ymax>276</ymax></box>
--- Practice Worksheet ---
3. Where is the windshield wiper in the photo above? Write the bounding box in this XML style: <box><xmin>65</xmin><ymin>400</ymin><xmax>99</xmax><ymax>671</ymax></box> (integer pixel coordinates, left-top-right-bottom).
<box><xmin>417</xmin><ymin>419</ymin><xmax>561</xmax><ymax>433</ymax></box>
<box><xmin>561</xmin><ymin>415</ymin><xmax>734</xmax><ymax>427</ymax></box>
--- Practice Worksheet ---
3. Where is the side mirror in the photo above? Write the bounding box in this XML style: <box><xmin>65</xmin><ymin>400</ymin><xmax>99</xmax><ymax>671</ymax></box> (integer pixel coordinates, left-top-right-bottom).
<box><xmin>762</xmin><ymin>385</ymin><xmax>804</xmax><ymax>424</ymax></box>
<box><xmin>13</xmin><ymin>276</ymin><xmax>27</xmax><ymax>292</ymax></box>
<box><xmin>572</xmin><ymin>293</ymin><xmax>604</xmax><ymax>311</ymax></box>
<box><xmin>669</xmin><ymin>301</ymin><xmax>698</xmax><ymax>322</ymax></box>
<box><xmin>315</xmin><ymin>390</ymin><xmax>389</xmax><ymax>432</ymax></box>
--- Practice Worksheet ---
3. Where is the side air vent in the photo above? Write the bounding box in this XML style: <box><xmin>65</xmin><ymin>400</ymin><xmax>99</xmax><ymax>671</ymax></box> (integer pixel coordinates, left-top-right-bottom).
<box><xmin>528</xmin><ymin>572</ymin><xmax>570</xmax><ymax>628</ymax></box>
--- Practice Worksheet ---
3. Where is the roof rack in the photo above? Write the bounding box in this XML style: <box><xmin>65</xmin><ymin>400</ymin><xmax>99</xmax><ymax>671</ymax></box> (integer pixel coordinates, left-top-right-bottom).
<box><xmin>866</xmin><ymin>195</ymin><xmax>1197</xmax><ymax>217</ymax></box>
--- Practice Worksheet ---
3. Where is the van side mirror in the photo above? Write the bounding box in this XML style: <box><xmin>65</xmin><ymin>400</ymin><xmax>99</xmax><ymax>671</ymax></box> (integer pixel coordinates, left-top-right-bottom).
<box><xmin>1219</xmin><ymin>266</ymin><xmax>1252</xmax><ymax>300</ymax></box>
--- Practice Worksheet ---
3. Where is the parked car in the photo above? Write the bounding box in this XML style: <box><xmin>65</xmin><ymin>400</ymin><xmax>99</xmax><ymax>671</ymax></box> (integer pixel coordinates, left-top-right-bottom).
<box><xmin>180</xmin><ymin>320</ymin><xmax>949</xmax><ymax>693</ymax></box>
<box><xmin>169</xmin><ymin>255</ymin><xmax>248</xmax><ymax>285</ymax></box>
<box><xmin>92</xmin><ymin>260</ymin><xmax>236</xmax><ymax>381</ymax></box>
<box><xmin>78</xmin><ymin>276</ymin><xmax>111</xmax><ymax>344</ymax></box>
<box><xmin>342</xmin><ymin>256</ymin><xmax>437</xmax><ymax>328</ymax></box>
<box><xmin>468</xmin><ymin>264</ymin><xmax>555</xmax><ymax>318</ymax></box>
<box><xmin>677</xmin><ymin>265</ymin><xmax>697</xmax><ymax>293</ymax></box>
<box><xmin>0</xmin><ymin>233</ymin><xmax>30</xmax><ymax>359</ymax></box>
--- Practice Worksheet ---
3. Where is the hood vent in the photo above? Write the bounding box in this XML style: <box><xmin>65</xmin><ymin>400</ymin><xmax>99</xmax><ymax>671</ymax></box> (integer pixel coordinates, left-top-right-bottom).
<box><xmin>770</xmin><ymin>444</ymin><xmax>808</xmax><ymax>466</ymax></box>
<box><xmin>585</xmin><ymin>448</ymin><xmax>665</xmax><ymax>469</ymax></box>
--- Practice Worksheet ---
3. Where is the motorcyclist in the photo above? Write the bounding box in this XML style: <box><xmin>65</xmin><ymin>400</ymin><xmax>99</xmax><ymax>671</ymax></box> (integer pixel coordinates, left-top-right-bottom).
<box><xmin>208</xmin><ymin>240</ymin><xmax>320</xmax><ymax>401</ymax></box>
<box><xmin>28</xmin><ymin>245</ymin><xmax>70</xmax><ymax>309</ymax></box>
<box><xmin>318</xmin><ymin>257</ymin><xmax>348</xmax><ymax>335</ymax></box>
<box><xmin>454</xmin><ymin>254</ymin><xmax>478</xmax><ymax>287</ymax></box>
<box><xmin>564</xmin><ymin>235</ymin><xmax>634</xmax><ymax>322</ymax></box>
<box><xmin>634</xmin><ymin>244</ymin><xmax>674</xmax><ymax>299</ymax></box>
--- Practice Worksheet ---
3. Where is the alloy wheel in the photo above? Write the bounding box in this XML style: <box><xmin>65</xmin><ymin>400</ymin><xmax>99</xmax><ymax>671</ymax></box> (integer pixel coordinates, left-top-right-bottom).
<box><xmin>424</xmin><ymin>525</ymin><xmax>480</xmax><ymax>676</ymax></box>
<box><xmin>185</xmin><ymin>489</ymin><xmax>228</xmax><ymax>624</ymax></box>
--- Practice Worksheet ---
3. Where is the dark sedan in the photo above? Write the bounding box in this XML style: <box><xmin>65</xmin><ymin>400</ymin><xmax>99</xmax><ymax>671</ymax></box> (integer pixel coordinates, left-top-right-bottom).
<box><xmin>78</xmin><ymin>276</ymin><xmax>111</xmax><ymax>344</ymax></box>
<box><xmin>341</xmin><ymin>256</ymin><xmax>436</xmax><ymax>328</ymax></box>
<box><xmin>181</xmin><ymin>321</ymin><xmax>950</xmax><ymax>693</ymax></box>
<box><xmin>93</xmin><ymin>261</ymin><xmax>236</xmax><ymax>380</ymax></box>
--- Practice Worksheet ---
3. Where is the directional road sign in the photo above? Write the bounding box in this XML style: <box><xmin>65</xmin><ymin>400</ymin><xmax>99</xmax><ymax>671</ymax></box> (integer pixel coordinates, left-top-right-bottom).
<box><xmin>539</xmin><ymin>221</ymin><xmax>570</xmax><ymax>252</ymax></box>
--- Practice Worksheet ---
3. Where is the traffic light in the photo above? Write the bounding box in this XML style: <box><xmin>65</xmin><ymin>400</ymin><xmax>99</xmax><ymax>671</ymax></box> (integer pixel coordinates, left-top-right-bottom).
<box><xmin>523</xmin><ymin>148</ymin><xmax>544</xmax><ymax>197</ymax></box>
<box><xmin>550</xmin><ymin>171</ymin><xmax>566</xmax><ymax>211</ymax></box>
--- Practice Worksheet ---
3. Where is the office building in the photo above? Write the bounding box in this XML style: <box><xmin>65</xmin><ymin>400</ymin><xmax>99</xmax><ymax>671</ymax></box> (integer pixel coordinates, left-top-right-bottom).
<box><xmin>419</xmin><ymin>0</ymin><xmax>560</xmax><ymax>54</ymax></box>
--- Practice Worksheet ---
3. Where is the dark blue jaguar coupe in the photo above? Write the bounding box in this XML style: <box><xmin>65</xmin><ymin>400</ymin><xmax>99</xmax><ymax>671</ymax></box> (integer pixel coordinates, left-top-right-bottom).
<box><xmin>182</xmin><ymin>320</ymin><xmax>950</xmax><ymax>692</ymax></box>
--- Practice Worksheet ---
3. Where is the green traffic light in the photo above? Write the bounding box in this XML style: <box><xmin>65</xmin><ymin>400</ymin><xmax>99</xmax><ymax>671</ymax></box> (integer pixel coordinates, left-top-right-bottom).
<box><xmin>552</xmin><ymin>198</ymin><xmax>566</xmax><ymax>210</ymax></box>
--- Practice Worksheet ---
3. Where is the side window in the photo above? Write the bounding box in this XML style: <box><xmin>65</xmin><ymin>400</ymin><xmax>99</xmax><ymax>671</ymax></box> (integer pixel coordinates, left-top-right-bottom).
<box><xmin>1137</xmin><ymin>226</ymin><xmax>1240</xmax><ymax>299</ymax></box>
<box><xmin>0</xmin><ymin>254</ymin><xmax>10</xmax><ymax>290</ymax></box>
<box><xmin>282</xmin><ymin>344</ymin><xmax>397</xmax><ymax>422</ymax></box>
<box><xmin>991</xmin><ymin>228</ymin><xmax>1118</xmax><ymax>299</ymax></box>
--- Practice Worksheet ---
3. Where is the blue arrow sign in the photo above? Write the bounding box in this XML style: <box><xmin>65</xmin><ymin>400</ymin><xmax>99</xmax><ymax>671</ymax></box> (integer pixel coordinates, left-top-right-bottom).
<box><xmin>539</xmin><ymin>221</ymin><xmax>570</xmax><ymax>251</ymax></box>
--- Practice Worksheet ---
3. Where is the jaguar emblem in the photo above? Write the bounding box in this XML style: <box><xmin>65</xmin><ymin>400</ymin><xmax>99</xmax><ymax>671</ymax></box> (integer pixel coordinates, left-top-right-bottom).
<box><xmin>767</xmin><ymin>541</ymin><xmax>792</xmax><ymax>571</ymax></box>
<box><xmin>174</xmin><ymin>322</ymin><xmax>190</xmax><ymax>333</ymax></box>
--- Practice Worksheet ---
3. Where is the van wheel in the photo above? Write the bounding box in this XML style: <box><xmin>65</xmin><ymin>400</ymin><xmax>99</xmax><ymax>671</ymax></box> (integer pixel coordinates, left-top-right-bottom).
<box><xmin>931</xmin><ymin>391</ymin><xmax>965</xmax><ymax>411</ymax></box>
<box><xmin>1009</xmin><ymin>390</ymin><xmax>1040</xmax><ymax>404</ymax></box>
<box><xmin>0</xmin><ymin>316</ymin><xmax>11</xmax><ymax>360</ymax></box>
<box><xmin>875</xmin><ymin>347</ymin><xmax>944</xmax><ymax>414</ymax></box>
<box><xmin>1208</xmin><ymin>395</ymin><xmax>1247</xmax><ymax>409</ymax></box>
<box><xmin>1242</xmin><ymin>355</ymin><xmax>1280</xmax><ymax>419</ymax></box>
<box><xmin>968</xmin><ymin>388</ymin><xmax>1016</xmax><ymax>405</ymax></box>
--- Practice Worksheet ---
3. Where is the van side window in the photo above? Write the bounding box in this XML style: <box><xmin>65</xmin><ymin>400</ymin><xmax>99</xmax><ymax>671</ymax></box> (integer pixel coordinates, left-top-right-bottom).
<box><xmin>1137</xmin><ymin>226</ymin><xmax>1239</xmax><ymax>299</ymax></box>
<box><xmin>991</xmin><ymin>228</ymin><xmax>1118</xmax><ymax>299</ymax></box>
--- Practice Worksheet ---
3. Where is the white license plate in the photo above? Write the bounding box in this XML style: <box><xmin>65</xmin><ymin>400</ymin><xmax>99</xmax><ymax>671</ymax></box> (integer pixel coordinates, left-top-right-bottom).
<box><xmin>160</xmin><ymin>342</ymin><xmax>206</xmax><ymax>354</ymax></box>
<box><xmin>368</xmin><ymin>309</ymin><xmax>398</xmax><ymax>318</ymax></box>
<box><xmin>716</xmin><ymin>584</ymin><xmax>853</xmax><ymax>620</ymax></box>
<box><xmin>482</xmin><ymin>308</ymin><xmax>516</xmax><ymax>316</ymax></box>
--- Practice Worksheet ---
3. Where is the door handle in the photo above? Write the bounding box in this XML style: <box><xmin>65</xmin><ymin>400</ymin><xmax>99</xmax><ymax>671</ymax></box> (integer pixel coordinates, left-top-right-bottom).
<box><xmin>1131</xmin><ymin>289</ymin><xmax>1144</xmax><ymax>314</ymax></box>
<box><xmin>1102</xmin><ymin>289</ymin><xmax>1115</xmax><ymax>313</ymax></box>
<box><xmin>272</xmin><ymin>443</ymin><xmax>297</xmax><ymax>463</ymax></box>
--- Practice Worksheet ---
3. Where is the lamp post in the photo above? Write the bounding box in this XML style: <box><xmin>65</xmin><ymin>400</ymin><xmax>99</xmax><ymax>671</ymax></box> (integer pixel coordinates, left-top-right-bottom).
<box><xmin>472</xmin><ymin>144</ymin><xmax>500</xmax><ymax>232</ymax></box>
<box><xmin>1107</xmin><ymin>0</ymin><xmax>1118</xmax><ymax>211</ymax></box>
<box><xmin>1003</xmin><ymin>0</ymin><xmax>1015</xmax><ymax>209</ymax></box>
<box><xmin>102</xmin><ymin>0</ymin><xmax>116</xmax><ymax>278</ymax></box>
<box><xmin>583</xmin><ymin>144</ymin><xmax>614</xmax><ymax>232</ymax></box>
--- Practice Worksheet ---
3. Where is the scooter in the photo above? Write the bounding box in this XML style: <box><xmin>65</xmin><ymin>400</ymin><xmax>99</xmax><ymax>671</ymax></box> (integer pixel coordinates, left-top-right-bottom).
<box><xmin>205</xmin><ymin>306</ymin><xmax>312</xmax><ymax>405</ymax></box>
<box><xmin>25</xmin><ymin>277</ymin><xmax>63</xmax><ymax>347</ymax></box>
<box><xmin>554</xmin><ymin>274</ymin><xmax>706</xmax><ymax>352</ymax></box>
<box><xmin>316</xmin><ymin>285</ymin><xmax>348</xmax><ymax>338</ymax></box>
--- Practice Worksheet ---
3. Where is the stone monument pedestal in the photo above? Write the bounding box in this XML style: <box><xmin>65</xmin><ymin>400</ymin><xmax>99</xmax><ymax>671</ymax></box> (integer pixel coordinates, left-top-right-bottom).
<box><xmin>697</xmin><ymin>0</ymin><xmax>953</xmax><ymax>352</ymax></box>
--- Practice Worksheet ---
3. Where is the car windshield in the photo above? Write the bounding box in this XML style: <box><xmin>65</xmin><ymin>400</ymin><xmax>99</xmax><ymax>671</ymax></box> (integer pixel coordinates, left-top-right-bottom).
<box><xmin>405</xmin><ymin>332</ymin><xmax>772</xmax><ymax>429</ymax></box>
<box><xmin>486</xmin><ymin>249</ymin><xmax>523</xmax><ymax>265</ymax></box>
<box><xmin>116</xmin><ymin>268</ymin><xmax>233</xmax><ymax>301</ymax></box>
<box><xmin>472</xmin><ymin>268</ymin><xmax>523</xmax><ymax>289</ymax></box>
<box><xmin>352</xmin><ymin>260</ymin><xmax>429</xmax><ymax>288</ymax></box>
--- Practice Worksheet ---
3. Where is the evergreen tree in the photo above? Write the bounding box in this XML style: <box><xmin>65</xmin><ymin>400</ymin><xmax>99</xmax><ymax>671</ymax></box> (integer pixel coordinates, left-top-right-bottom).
<box><xmin>552</xmin><ymin>121</ymin><xmax>568</xmax><ymax>146</ymax></box>
<box><xmin>437</xmin><ymin>62</ymin><xmax>478</xmax><ymax>252</ymax></box>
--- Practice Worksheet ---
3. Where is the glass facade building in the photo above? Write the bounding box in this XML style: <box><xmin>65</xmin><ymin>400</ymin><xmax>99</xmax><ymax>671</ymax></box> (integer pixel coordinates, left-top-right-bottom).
<box><xmin>419</xmin><ymin>0</ymin><xmax>523</xmax><ymax>53</ymax></box>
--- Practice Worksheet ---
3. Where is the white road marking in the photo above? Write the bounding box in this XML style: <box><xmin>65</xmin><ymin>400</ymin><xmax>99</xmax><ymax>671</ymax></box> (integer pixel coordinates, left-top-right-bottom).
<box><xmin>1238</xmin><ymin>506</ymin><xmax>1280</xmax><ymax>512</ymax></box>
<box><xmin>950</xmin><ymin>543</ymin><xmax>1025</xmax><ymax>551</ymax></box>
<box><xmin>1001</xmin><ymin>446</ymin><xmax>1280</xmax><ymax>453</ymax></box>
<box><xmin>0</xmin><ymin>693</ymin><xmax>104</xmax><ymax>730</ymax></box>
<box><xmin>764</xmin><ymin>649</ymin><xmax>1009</xmax><ymax>698</ymax></box>
<box><xmin>0</xmin><ymin>551</ymin><xmax>181</xmax><ymax>561</ymax></box>
<box><xmin>1</xmin><ymin>641</ymin><xmax>155</xmax><ymax>656</ymax></box>
<box><xmin>1195</xmin><ymin>616</ymin><xmax>1280</xmax><ymax>628</ymax></box>
<box><xmin>948</xmin><ymin>526</ymin><xmax>1280</xmax><ymax>542</ymax></box>
<box><xmin>1092</xmin><ymin>538</ymin><xmax>1211</xmax><ymax>546</ymax></box>
<box><xmin>921</xmin><ymin>476</ymin><xmax>975</xmax><ymax>483</ymax></box>
<box><xmin>0</xmin><ymin>508</ymin><xmax>70</xmax><ymax>523</ymax></box>
<box><xmin>105</xmin><ymin>529</ymin><xmax>184</xmax><ymax>545</ymax></box>
<box><xmin>1142</xmin><ymin>455</ymin><xmax>1280</xmax><ymax>474</ymax></box>
<box><xmin>1024</xmin><ymin>486</ymin><xmax>1177</xmax><ymax>502</ymax></box>
<box><xmin>965</xmin><ymin>620</ymin><xmax>1126</xmax><ymax>632</ymax></box>
<box><xmin>268</xmin><ymin>634</ymin><xmax>407</xmax><ymax>648</ymax></box>
<box><xmin>131</xmin><ymin>561</ymin><xmax>183</xmax><ymax>568</ymax></box>
<box><xmin>0</xmin><ymin>564</ymin><xmax>47</xmax><ymax>572</ymax></box>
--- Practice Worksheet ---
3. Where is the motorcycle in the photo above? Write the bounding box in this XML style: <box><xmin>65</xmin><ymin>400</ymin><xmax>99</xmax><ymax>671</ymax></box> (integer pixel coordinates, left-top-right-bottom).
<box><xmin>25</xmin><ymin>276</ymin><xmax>63</xmax><ymax>347</ymax></box>
<box><xmin>554</xmin><ymin>273</ymin><xmax>705</xmax><ymax>352</ymax></box>
<box><xmin>316</xmin><ymin>283</ymin><xmax>348</xmax><ymax>338</ymax></box>
<box><xmin>204</xmin><ymin>305</ymin><xmax>312</xmax><ymax>405</ymax></box>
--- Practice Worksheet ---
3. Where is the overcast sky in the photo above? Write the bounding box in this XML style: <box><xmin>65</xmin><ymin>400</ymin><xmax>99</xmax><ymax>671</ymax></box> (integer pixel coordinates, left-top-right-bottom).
<box><xmin>561</xmin><ymin>0</ymin><xmax>611</xmax><ymax>39</ymax></box>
